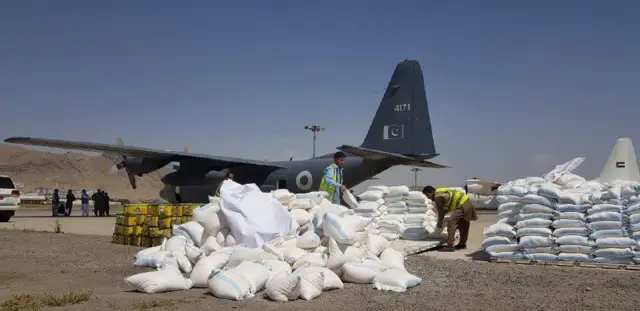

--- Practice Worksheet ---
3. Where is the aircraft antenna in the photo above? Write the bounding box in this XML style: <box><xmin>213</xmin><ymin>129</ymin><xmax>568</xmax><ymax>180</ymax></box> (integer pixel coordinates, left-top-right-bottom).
<box><xmin>304</xmin><ymin>125</ymin><xmax>325</xmax><ymax>159</ymax></box>
<box><xmin>410</xmin><ymin>167</ymin><xmax>423</xmax><ymax>191</ymax></box>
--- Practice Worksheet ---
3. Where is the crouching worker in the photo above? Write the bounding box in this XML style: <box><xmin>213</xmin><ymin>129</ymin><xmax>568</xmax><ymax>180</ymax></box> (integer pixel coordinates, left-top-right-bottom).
<box><xmin>423</xmin><ymin>185</ymin><xmax>478</xmax><ymax>252</ymax></box>
<box><xmin>215</xmin><ymin>172</ymin><xmax>234</xmax><ymax>197</ymax></box>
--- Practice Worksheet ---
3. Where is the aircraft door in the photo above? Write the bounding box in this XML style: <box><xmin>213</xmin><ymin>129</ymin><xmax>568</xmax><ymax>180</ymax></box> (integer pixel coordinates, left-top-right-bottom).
<box><xmin>277</xmin><ymin>179</ymin><xmax>287</xmax><ymax>189</ymax></box>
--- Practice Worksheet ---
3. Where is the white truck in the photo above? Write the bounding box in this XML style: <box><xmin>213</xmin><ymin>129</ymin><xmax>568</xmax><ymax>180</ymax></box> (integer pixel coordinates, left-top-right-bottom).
<box><xmin>0</xmin><ymin>175</ymin><xmax>20</xmax><ymax>222</ymax></box>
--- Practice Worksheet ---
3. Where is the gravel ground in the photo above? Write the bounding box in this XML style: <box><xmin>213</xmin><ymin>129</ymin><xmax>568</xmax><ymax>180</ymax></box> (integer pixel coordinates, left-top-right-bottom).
<box><xmin>2</xmin><ymin>230</ymin><xmax>640</xmax><ymax>311</ymax></box>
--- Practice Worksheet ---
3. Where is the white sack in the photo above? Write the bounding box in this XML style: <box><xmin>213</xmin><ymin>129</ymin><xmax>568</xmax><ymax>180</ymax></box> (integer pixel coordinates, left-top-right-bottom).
<box><xmin>125</xmin><ymin>266</ymin><xmax>193</xmax><ymax>294</ymax></box>
<box><xmin>380</xmin><ymin>248</ymin><xmax>406</xmax><ymax>271</ymax></box>
<box><xmin>233</xmin><ymin>262</ymin><xmax>271</xmax><ymax>293</ymax></box>
<box><xmin>322</xmin><ymin>212</ymin><xmax>356</xmax><ymax>245</ymax></box>
<box><xmin>373</xmin><ymin>269</ymin><xmax>421</xmax><ymax>292</ymax></box>
<box><xmin>189</xmin><ymin>249</ymin><xmax>233</xmax><ymax>288</ymax></box>
<box><xmin>265</xmin><ymin>272</ymin><xmax>301</xmax><ymax>302</ymax></box>
<box><xmin>208</xmin><ymin>269</ymin><xmax>252</xmax><ymax>300</ymax></box>
<box><xmin>193</xmin><ymin>202</ymin><xmax>223</xmax><ymax>236</ymax></box>
<box><xmin>219</xmin><ymin>180</ymin><xmax>295</xmax><ymax>248</ymax></box>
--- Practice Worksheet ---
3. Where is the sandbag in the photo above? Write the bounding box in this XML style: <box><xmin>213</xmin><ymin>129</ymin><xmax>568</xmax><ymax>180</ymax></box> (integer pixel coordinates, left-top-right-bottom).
<box><xmin>372</xmin><ymin>269</ymin><xmax>421</xmax><ymax>292</ymax></box>
<box><xmin>133</xmin><ymin>251</ymin><xmax>171</xmax><ymax>269</ymax></box>
<box><xmin>165</xmin><ymin>236</ymin><xmax>188</xmax><ymax>253</ymax></box>
<box><xmin>135</xmin><ymin>245</ymin><xmax>163</xmax><ymax>260</ymax></box>
<box><xmin>297</xmin><ymin>230</ymin><xmax>321</xmax><ymax>249</ymax></box>
<box><xmin>379</xmin><ymin>248</ymin><xmax>405</xmax><ymax>271</ymax></box>
<box><xmin>292</xmin><ymin>253</ymin><xmax>328</xmax><ymax>270</ymax></box>
<box><xmin>189</xmin><ymin>249</ymin><xmax>233</xmax><ymax>288</ymax></box>
<box><xmin>322</xmin><ymin>213</ymin><xmax>356</xmax><ymax>245</ymax></box>
<box><xmin>343</xmin><ymin>190</ymin><xmax>359</xmax><ymax>209</ymax></box>
<box><xmin>232</xmin><ymin>262</ymin><xmax>271</xmax><ymax>293</ymax></box>
<box><xmin>193</xmin><ymin>203</ymin><xmax>223</xmax><ymax>236</ymax></box>
<box><xmin>208</xmin><ymin>269</ymin><xmax>252</xmax><ymax>300</ymax></box>
<box><xmin>297</xmin><ymin>270</ymin><xmax>325</xmax><ymax>301</ymax></box>
<box><xmin>262</xmin><ymin>259</ymin><xmax>292</xmax><ymax>280</ymax></box>
<box><xmin>225</xmin><ymin>246</ymin><xmax>263</xmax><ymax>269</ymax></box>
<box><xmin>125</xmin><ymin>266</ymin><xmax>193</xmax><ymax>294</ymax></box>
<box><xmin>294</xmin><ymin>266</ymin><xmax>343</xmax><ymax>290</ymax></box>
<box><xmin>265</xmin><ymin>272</ymin><xmax>301</xmax><ymax>302</ymax></box>
<box><xmin>341</xmin><ymin>262</ymin><xmax>382</xmax><ymax>284</ymax></box>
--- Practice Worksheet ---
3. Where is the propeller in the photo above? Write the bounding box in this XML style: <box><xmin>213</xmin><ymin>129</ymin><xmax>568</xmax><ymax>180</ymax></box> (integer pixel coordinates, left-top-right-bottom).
<box><xmin>108</xmin><ymin>136</ymin><xmax>137</xmax><ymax>189</ymax></box>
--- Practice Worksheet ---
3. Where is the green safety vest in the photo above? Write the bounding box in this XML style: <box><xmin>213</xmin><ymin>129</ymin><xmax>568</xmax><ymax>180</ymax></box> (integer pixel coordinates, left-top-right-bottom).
<box><xmin>319</xmin><ymin>163</ymin><xmax>342</xmax><ymax>201</ymax></box>
<box><xmin>435</xmin><ymin>187</ymin><xmax>469</xmax><ymax>212</ymax></box>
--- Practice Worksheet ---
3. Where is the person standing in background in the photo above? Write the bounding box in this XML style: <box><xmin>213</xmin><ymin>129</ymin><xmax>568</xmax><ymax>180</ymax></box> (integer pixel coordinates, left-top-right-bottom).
<box><xmin>92</xmin><ymin>189</ymin><xmax>101</xmax><ymax>216</ymax></box>
<box><xmin>65</xmin><ymin>190</ymin><xmax>75</xmax><ymax>216</ymax></box>
<box><xmin>103</xmin><ymin>192</ymin><xmax>111</xmax><ymax>216</ymax></box>
<box><xmin>80</xmin><ymin>189</ymin><xmax>89</xmax><ymax>217</ymax></box>
<box><xmin>51</xmin><ymin>189</ymin><xmax>60</xmax><ymax>217</ymax></box>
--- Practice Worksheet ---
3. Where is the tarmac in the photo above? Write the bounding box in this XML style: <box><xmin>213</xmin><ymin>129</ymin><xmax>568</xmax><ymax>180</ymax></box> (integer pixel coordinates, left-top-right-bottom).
<box><xmin>1</xmin><ymin>207</ymin><xmax>496</xmax><ymax>261</ymax></box>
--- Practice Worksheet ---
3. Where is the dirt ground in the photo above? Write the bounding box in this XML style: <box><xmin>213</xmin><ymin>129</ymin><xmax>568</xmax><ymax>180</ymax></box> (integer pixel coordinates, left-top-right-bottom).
<box><xmin>2</xmin><ymin>230</ymin><xmax>640</xmax><ymax>311</ymax></box>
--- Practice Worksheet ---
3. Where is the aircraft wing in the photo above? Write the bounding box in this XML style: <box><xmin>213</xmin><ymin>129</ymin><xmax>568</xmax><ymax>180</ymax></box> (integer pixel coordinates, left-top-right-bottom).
<box><xmin>337</xmin><ymin>144</ymin><xmax>449</xmax><ymax>168</ymax></box>
<box><xmin>4</xmin><ymin>136</ymin><xmax>286</xmax><ymax>169</ymax></box>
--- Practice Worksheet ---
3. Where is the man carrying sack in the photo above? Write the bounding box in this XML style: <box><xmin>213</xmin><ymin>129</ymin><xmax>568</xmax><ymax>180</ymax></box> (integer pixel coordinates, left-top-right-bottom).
<box><xmin>423</xmin><ymin>185</ymin><xmax>478</xmax><ymax>252</ymax></box>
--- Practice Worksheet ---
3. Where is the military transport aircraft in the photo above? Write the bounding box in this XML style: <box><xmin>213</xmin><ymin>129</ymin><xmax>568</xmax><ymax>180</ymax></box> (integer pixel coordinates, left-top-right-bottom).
<box><xmin>5</xmin><ymin>59</ymin><xmax>448</xmax><ymax>203</ymax></box>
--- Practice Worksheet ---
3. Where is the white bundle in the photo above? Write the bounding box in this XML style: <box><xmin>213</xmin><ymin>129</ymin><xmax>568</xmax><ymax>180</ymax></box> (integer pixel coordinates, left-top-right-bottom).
<box><xmin>515</xmin><ymin>203</ymin><xmax>558</xmax><ymax>261</ymax></box>
<box><xmin>124</xmin><ymin>182</ymin><xmax>433</xmax><ymax>301</ymax></box>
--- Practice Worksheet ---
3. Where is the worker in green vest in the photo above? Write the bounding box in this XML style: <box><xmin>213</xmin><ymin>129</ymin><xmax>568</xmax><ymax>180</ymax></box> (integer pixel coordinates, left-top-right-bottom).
<box><xmin>215</xmin><ymin>171</ymin><xmax>234</xmax><ymax>197</ymax></box>
<box><xmin>423</xmin><ymin>185</ymin><xmax>478</xmax><ymax>252</ymax></box>
<box><xmin>319</xmin><ymin>152</ymin><xmax>347</xmax><ymax>204</ymax></box>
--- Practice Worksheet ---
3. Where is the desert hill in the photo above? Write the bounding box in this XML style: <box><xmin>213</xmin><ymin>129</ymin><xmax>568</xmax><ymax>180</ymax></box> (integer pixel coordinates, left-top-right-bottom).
<box><xmin>0</xmin><ymin>144</ymin><xmax>169</xmax><ymax>202</ymax></box>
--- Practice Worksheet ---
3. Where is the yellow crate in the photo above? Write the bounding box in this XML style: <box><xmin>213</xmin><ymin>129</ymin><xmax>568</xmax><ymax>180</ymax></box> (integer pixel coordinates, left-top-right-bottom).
<box><xmin>174</xmin><ymin>205</ymin><xmax>184</xmax><ymax>217</ymax></box>
<box><xmin>141</xmin><ymin>237</ymin><xmax>151</xmax><ymax>247</ymax></box>
<box><xmin>182</xmin><ymin>205</ymin><xmax>196</xmax><ymax>216</ymax></box>
<box><xmin>131</xmin><ymin>236</ymin><xmax>143</xmax><ymax>246</ymax></box>
<box><xmin>116</xmin><ymin>215</ymin><xmax>138</xmax><ymax>226</ymax></box>
<box><xmin>139</xmin><ymin>224</ymin><xmax>150</xmax><ymax>237</ymax></box>
<box><xmin>115</xmin><ymin>225</ymin><xmax>135</xmax><ymax>236</ymax></box>
<box><xmin>181</xmin><ymin>216</ymin><xmax>191</xmax><ymax>223</ymax></box>
<box><xmin>133</xmin><ymin>225</ymin><xmax>143</xmax><ymax>235</ymax></box>
<box><xmin>126</xmin><ymin>236</ymin><xmax>135</xmax><ymax>245</ymax></box>
<box><xmin>150</xmin><ymin>205</ymin><xmax>173</xmax><ymax>218</ymax></box>
<box><xmin>136</xmin><ymin>215</ymin><xmax>147</xmax><ymax>225</ymax></box>
<box><xmin>147</xmin><ymin>216</ymin><xmax>159</xmax><ymax>227</ymax></box>
<box><xmin>148</xmin><ymin>227</ymin><xmax>171</xmax><ymax>238</ymax></box>
<box><xmin>162</xmin><ymin>229</ymin><xmax>172</xmax><ymax>238</ymax></box>
<box><xmin>124</xmin><ymin>204</ymin><xmax>148</xmax><ymax>216</ymax></box>
<box><xmin>171</xmin><ymin>216</ymin><xmax>181</xmax><ymax>225</ymax></box>
<box><xmin>158</xmin><ymin>218</ymin><xmax>172</xmax><ymax>229</ymax></box>
<box><xmin>151</xmin><ymin>237</ymin><xmax>164</xmax><ymax>247</ymax></box>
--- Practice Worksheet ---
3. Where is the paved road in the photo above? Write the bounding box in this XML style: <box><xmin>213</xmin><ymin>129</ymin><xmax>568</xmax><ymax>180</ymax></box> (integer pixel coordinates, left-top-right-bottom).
<box><xmin>1</xmin><ymin>208</ymin><xmax>498</xmax><ymax>261</ymax></box>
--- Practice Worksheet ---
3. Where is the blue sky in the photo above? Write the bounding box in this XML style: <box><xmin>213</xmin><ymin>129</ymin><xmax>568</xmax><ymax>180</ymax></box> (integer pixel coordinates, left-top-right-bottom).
<box><xmin>1</xmin><ymin>0</ymin><xmax>639</xmax><ymax>191</ymax></box>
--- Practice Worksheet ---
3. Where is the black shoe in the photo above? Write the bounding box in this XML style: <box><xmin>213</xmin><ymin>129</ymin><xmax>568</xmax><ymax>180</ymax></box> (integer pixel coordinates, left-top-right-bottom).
<box><xmin>439</xmin><ymin>246</ymin><xmax>456</xmax><ymax>252</ymax></box>
<box><xmin>455</xmin><ymin>244</ymin><xmax>467</xmax><ymax>250</ymax></box>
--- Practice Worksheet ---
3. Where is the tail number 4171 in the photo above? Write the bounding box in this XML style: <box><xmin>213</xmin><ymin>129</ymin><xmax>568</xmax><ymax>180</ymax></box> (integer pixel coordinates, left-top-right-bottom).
<box><xmin>394</xmin><ymin>104</ymin><xmax>411</xmax><ymax>112</ymax></box>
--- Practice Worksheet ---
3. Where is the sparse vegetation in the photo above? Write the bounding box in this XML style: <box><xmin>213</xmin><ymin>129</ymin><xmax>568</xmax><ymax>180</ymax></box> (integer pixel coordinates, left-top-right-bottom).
<box><xmin>0</xmin><ymin>291</ymin><xmax>92</xmax><ymax>311</ymax></box>
<box><xmin>134</xmin><ymin>298</ymin><xmax>189</xmax><ymax>310</ymax></box>
<box><xmin>49</xmin><ymin>219</ymin><xmax>63</xmax><ymax>233</ymax></box>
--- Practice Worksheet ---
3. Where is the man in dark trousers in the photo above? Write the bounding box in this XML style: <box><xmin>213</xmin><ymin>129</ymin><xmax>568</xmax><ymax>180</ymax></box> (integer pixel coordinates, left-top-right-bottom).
<box><xmin>92</xmin><ymin>189</ymin><xmax>101</xmax><ymax>217</ymax></box>
<box><xmin>51</xmin><ymin>189</ymin><xmax>60</xmax><ymax>217</ymax></box>
<box><xmin>103</xmin><ymin>192</ymin><xmax>111</xmax><ymax>216</ymax></box>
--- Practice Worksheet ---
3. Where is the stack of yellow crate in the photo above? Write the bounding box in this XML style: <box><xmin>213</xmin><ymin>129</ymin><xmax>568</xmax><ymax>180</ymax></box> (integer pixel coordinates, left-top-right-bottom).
<box><xmin>112</xmin><ymin>203</ymin><xmax>197</xmax><ymax>247</ymax></box>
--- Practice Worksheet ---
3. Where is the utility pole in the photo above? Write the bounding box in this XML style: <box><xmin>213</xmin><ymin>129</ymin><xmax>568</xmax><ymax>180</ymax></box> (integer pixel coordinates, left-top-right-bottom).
<box><xmin>304</xmin><ymin>125</ymin><xmax>325</xmax><ymax>159</ymax></box>
<box><xmin>410</xmin><ymin>167</ymin><xmax>423</xmax><ymax>191</ymax></box>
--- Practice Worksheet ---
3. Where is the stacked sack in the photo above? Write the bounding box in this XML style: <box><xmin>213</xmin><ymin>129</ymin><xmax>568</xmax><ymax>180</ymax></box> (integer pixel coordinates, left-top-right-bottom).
<box><xmin>353</xmin><ymin>186</ymin><xmax>387</xmax><ymax>218</ymax></box>
<box><xmin>125</xmin><ymin>183</ymin><xmax>423</xmax><ymax>300</ymax></box>
<box><xmin>376</xmin><ymin>186</ymin><xmax>410</xmax><ymax>241</ymax></box>
<box><xmin>514</xmin><ymin>183</ymin><xmax>559</xmax><ymax>261</ymax></box>
<box><xmin>401</xmin><ymin>191</ymin><xmax>431</xmax><ymax>240</ymax></box>
<box><xmin>625</xmin><ymin>191</ymin><xmax>640</xmax><ymax>263</ymax></box>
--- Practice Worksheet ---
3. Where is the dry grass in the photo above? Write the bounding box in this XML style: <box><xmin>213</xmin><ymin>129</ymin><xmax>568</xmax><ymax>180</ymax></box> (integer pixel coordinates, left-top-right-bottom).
<box><xmin>134</xmin><ymin>298</ymin><xmax>190</xmax><ymax>310</ymax></box>
<box><xmin>0</xmin><ymin>291</ymin><xmax>92</xmax><ymax>311</ymax></box>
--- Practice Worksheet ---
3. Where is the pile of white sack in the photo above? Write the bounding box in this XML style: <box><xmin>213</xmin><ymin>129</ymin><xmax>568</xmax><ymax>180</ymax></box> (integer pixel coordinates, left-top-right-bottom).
<box><xmin>354</xmin><ymin>185</ymin><xmax>453</xmax><ymax>241</ymax></box>
<box><xmin>124</xmin><ymin>181</ymin><xmax>422</xmax><ymax>300</ymax></box>
<box><xmin>482</xmin><ymin>165</ymin><xmax>640</xmax><ymax>264</ymax></box>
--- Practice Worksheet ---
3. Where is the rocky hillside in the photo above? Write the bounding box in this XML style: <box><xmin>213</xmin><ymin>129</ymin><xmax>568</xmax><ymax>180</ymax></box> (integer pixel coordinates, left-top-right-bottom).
<box><xmin>0</xmin><ymin>144</ymin><xmax>169</xmax><ymax>202</ymax></box>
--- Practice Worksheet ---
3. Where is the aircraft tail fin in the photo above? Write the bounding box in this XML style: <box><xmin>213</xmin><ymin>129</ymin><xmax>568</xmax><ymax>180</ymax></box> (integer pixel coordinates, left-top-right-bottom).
<box><xmin>599</xmin><ymin>137</ymin><xmax>640</xmax><ymax>183</ymax></box>
<box><xmin>360</xmin><ymin>59</ymin><xmax>437</xmax><ymax>157</ymax></box>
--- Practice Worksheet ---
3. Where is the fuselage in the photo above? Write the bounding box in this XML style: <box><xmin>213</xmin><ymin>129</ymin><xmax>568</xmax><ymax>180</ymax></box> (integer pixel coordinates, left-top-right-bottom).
<box><xmin>160</xmin><ymin>154</ymin><xmax>391</xmax><ymax>203</ymax></box>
